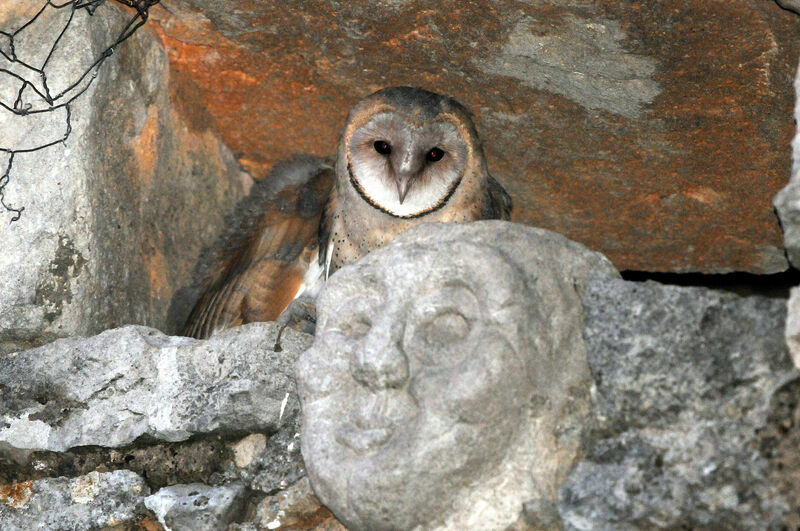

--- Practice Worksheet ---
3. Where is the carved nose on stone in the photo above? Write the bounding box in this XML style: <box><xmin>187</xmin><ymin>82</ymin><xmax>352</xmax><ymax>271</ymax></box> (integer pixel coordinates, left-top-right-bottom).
<box><xmin>351</xmin><ymin>330</ymin><xmax>409</xmax><ymax>390</ymax></box>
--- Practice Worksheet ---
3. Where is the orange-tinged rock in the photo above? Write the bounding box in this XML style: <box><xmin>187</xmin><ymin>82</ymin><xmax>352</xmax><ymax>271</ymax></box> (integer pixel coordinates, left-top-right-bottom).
<box><xmin>147</xmin><ymin>0</ymin><xmax>798</xmax><ymax>273</ymax></box>
<box><xmin>254</xmin><ymin>478</ymin><xmax>346</xmax><ymax>530</ymax></box>
<box><xmin>0</xmin><ymin>481</ymin><xmax>33</xmax><ymax>510</ymax></box>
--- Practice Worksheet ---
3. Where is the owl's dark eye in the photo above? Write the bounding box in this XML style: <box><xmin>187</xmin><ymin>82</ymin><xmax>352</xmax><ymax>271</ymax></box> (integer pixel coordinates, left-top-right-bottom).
<box><xmin>374</xmin><ymin>140</ymin><xmax>391</xmax><ymax>155</ymax></box>
<box><xmin>426</xmin><ymin>147</ymin><xmax>445</xmax><ymax>162</ymax></box>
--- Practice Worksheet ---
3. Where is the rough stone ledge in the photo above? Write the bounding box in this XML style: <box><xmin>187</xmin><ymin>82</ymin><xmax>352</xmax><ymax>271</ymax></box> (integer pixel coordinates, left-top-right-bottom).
<box><xmin>0</xmin><ymin>323</ymin><xmax>312</xmax><ymax>453</ymax></box>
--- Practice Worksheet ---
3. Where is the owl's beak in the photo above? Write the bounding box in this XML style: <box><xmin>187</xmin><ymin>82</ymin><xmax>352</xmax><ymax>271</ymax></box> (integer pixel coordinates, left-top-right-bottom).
<box><xmin>396</xmin><ymin>150</ymin><xmax>422</xmax><ymax>204</ymax></box>
<box><xmin>396</xmin><ymin>174</ymin><xmax>413</xmax><ymax>204</ymax></box>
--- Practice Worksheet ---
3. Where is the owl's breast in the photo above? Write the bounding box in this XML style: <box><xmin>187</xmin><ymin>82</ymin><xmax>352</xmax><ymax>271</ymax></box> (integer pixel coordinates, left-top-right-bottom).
<box><xmin>326</xmin><ymin>173</ymin><xmax>487</xmax><ymax>274</ymax></box>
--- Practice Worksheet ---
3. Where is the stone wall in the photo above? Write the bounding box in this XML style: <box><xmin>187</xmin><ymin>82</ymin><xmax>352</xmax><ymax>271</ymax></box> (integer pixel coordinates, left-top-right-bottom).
<box><xmin>1</xmin><ymin>230</ymin><xmax>798</xmax><ymax>529</ymax></box>
<box><xmin>1</xmin><ymin>1</ymin><xmax>800</xmax><ymax>529</ymax></box>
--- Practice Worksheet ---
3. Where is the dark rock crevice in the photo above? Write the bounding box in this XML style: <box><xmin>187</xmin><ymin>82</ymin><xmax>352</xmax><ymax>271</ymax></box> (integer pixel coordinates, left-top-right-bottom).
<box><xmin>0</xmin><ymin>434</ymin><xmax>233</xmax><ymax>492</ymax></box>
<box><xmin>621</xmin><ymin>268</ymin><xmax>800</xmax><ymax>299</ymax></box>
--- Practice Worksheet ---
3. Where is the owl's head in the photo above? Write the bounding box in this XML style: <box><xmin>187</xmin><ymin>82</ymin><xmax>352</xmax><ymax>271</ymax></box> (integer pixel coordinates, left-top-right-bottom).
<box><xmin>340</xmin><ymin>87</ymin><xmax>484</xmax><ymax>218</ymax></box>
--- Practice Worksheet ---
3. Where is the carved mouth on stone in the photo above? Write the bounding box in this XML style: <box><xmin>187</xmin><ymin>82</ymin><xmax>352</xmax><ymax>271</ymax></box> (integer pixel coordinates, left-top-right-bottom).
<box><xmin>335</xmin><ymin>418</ymin><xmax>394</xmax><ymax>452</ymax></box>
<box><xmin>335</xmin><ymin>392</ymin><xmax>399</xmax><ymax>452</ymax></box>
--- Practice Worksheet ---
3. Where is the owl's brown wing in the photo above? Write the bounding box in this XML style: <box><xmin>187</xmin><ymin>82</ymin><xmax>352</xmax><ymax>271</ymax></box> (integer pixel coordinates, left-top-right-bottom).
<box><xmin>483</xmin><ymin>174</ymin><xmax>512</xmax><ymax>220</ymax></box>
<box><xmin>183</xmin><ymin>156</ymin><xmax>334</xmax><ymax>339</ymax></box>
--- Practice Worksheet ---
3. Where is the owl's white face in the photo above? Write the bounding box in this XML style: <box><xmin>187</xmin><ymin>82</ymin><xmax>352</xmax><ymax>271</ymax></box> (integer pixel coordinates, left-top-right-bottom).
<box><xmin>347</xmin><ymin>112</ymin><xmax>469</xmax><ymax>218</ymax></box>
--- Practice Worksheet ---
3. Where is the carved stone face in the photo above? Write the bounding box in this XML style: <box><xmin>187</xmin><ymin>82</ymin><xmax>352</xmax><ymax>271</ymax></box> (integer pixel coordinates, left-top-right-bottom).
<box><xmin>296</xmin><ymin>240</ymin><xmax>536</xmax><ymax>530</ymax></box>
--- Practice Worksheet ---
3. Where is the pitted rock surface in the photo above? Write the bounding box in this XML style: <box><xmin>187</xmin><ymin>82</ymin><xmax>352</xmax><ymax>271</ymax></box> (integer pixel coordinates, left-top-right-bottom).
<box><xmin>0</xmin><ymin>470</ymin><xmax>151</xmax><ymax>530</ymax></box>
<box><xmin>559</xmin><ymin>279</ymin><xmax>799</xmax><ymax>529</ymax></box>
<box><xmin>145</xmin><ymin>482</ymin><xmax>246</xmax><ymax>531</ymax></box>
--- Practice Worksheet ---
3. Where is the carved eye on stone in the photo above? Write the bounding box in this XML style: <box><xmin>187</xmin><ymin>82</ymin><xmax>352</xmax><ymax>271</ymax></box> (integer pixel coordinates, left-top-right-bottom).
<box><xmin>374</xmin><ymin>140</ymin><xmax>391</xmax><ymax>155</ymax></box>
<box><xmin>339</xmin><ymin>317</ymin><xmax>372</xmax><ymax>340</ymax></box>
<box><xmin>426</xmin><ymin>147</ymin><xmax>444</xmax><ymax>162</ymax></box>
<box><xmin>404</xmin><ymin>284</ymin><xmax>480</xmax><ymax>367</ymax></box>
<box><xmin>406</xmin><ymin>307</ymin><xmax>473</xmax><ymax>367</ymax></box>
<box><xmin>329</xmin><ymin>281</ymin><xmax>385</xmax><ymax>342</ymax></box>
<box><xmin>421</xmin><ymin>311</ymin><xmax>470</xmax><ymax>347</ymax></box>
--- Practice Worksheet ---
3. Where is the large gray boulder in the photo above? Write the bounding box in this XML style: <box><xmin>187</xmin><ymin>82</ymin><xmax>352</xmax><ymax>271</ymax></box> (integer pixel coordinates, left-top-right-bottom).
<box><xmin>559</xmin><ymin>279</ymin><xmax>799</xmax><ymax>529</ymax></box>
<box><xmin>0</xmin><ymin>470</ymin><xmax>150</xmax><ymax>530</ymax></box>
<box><xmin>0</xmin><ymin>323</ymin><xmax>312</xmax><ymax>453</ymax></box>
<box><xmin>0</xmin><ymin>2</ymin><xmax>248</xmax><ymax>354</ymax></box>
<box><xmin>297</xmin><ymin>221</ymin><xmax>619</xmax><ymax>530</ymax></box>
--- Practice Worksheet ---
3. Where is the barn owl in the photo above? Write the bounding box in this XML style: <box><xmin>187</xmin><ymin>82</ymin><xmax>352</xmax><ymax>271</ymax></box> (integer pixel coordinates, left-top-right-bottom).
<box><xmin>183</xmin><ymin>86</ymin><xmax>511</xmax><ymax>339</ymax></box>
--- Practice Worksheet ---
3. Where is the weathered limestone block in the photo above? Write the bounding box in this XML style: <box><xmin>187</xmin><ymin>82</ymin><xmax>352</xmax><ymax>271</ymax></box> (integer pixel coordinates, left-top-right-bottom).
<box><xmin>0</xmin><ymin>470</ymin><xmax>150</xmax><ymax>530</ymax></box>
<box><xmin>0</xmin><ymin>323</ymin><xmax>312</xmax><ymax>453</ymax></box>
<box><xmin>150</xmin><ymin>0</ymin><xmax>797</xmax><ymax>273</ymax></box>
<box><xmin>297</xmin><ymin>221</ymin><xmax>619</xmax><ymax>530</ymax></box>
<box><xmin>559</xmin><ymin>279</ymin><xmax>799</xmax><ymax>529</ymax></box>
<box><xmin>145</xmin><ymin>482</ymin><xmax>246</xmax><ymax>531</ymax></box>
<box><xmin>0</xmin><ymin>2</ymin><xmax>249</xmax><ymax>354</ymax></box>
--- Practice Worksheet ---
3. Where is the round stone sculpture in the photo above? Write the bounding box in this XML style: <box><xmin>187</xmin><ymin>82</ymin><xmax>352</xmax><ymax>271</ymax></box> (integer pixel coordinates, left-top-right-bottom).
<box><xmin>295</xmin><ymin>221</ymin><xmax>618</xmax><ymax>530</ymax></box>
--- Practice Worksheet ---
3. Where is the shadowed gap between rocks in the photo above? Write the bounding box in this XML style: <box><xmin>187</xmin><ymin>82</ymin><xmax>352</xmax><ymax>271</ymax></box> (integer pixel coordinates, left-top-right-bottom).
<box><xmin>0</xmin><ymin>432</ymin><xmax>235</xmax><ymax>491</ymax></box>
<box><xmin>621</xmin><ymin>268</ymin><xmax>800</xmax><ymax>299</ymax></box>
